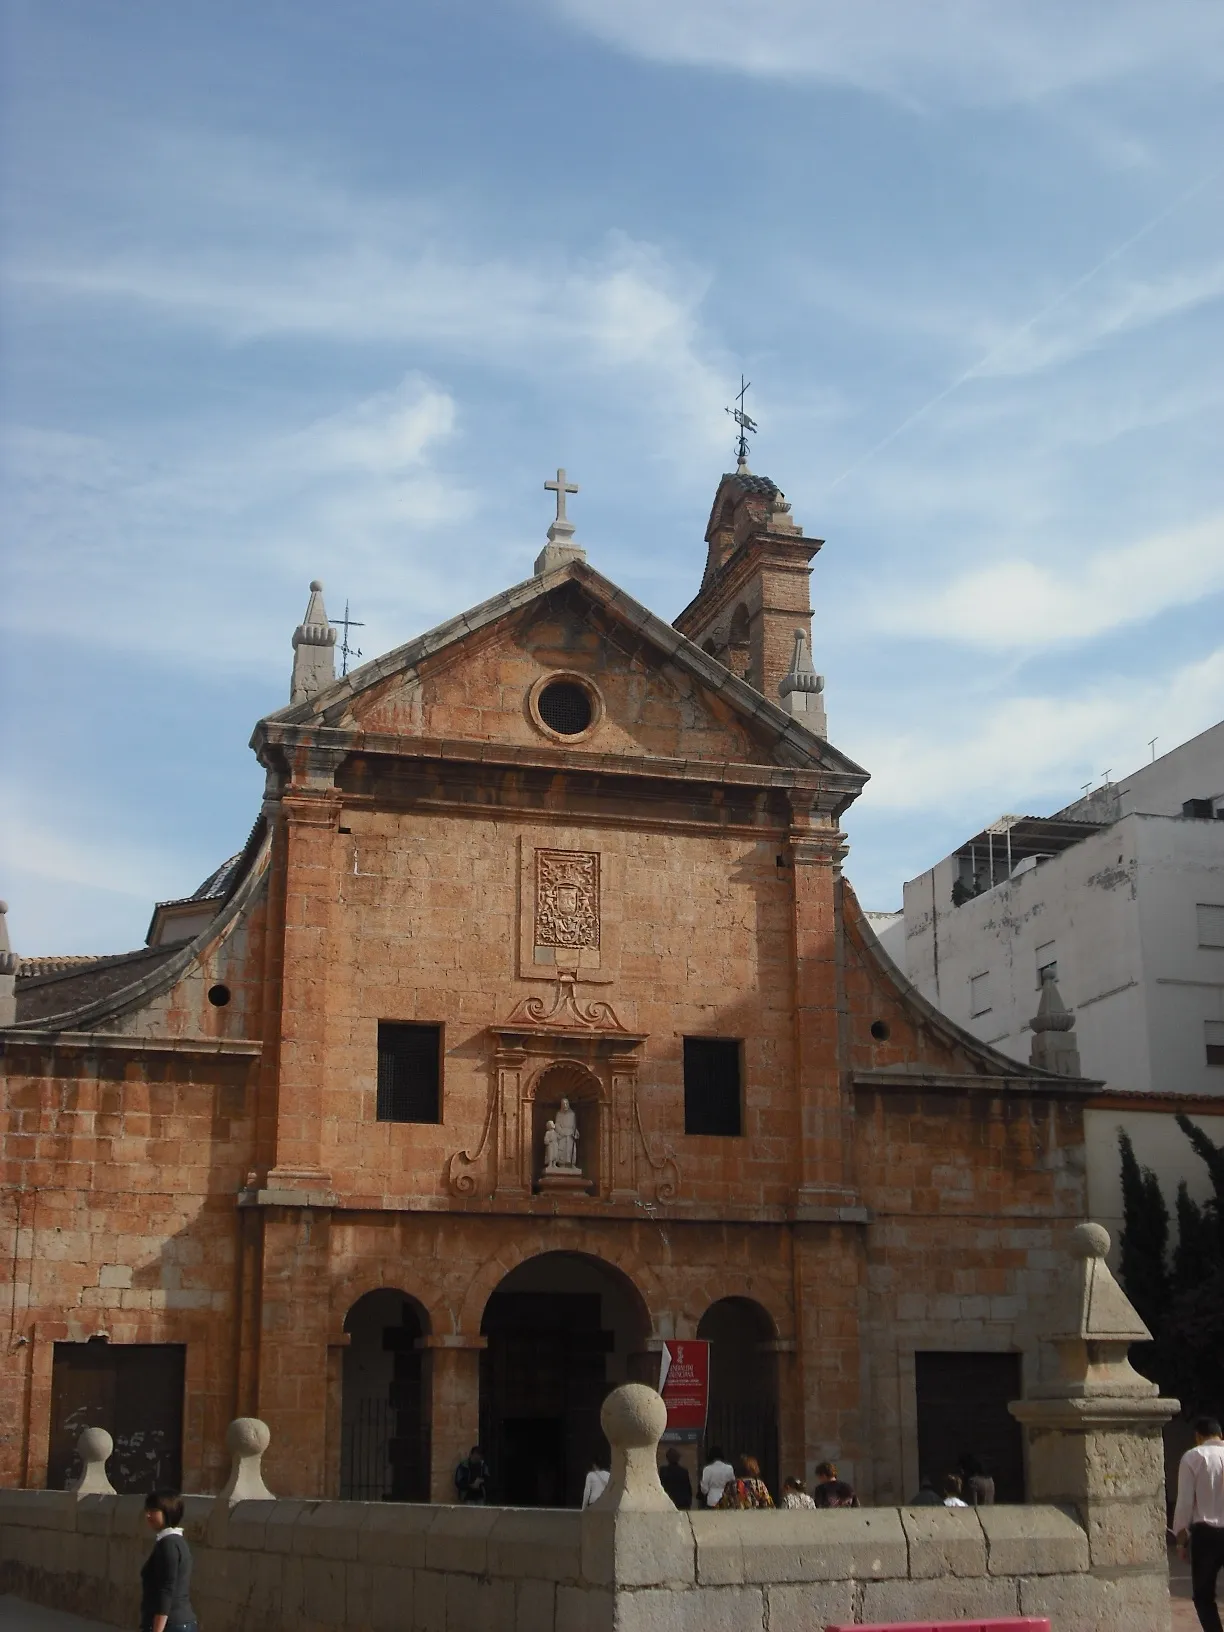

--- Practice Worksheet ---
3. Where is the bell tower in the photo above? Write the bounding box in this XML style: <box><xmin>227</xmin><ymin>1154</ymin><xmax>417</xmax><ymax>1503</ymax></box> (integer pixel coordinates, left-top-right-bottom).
<box><xmin>673</xmin><ymin>467</ymin><xmax>825</xmax><ymax>729</ymax></box>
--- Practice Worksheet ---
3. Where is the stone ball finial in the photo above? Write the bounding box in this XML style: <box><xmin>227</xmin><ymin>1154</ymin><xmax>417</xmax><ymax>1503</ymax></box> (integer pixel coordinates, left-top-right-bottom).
<box><xmin>78</xmin><ymin>1425</ymin><xmax>113</xmax><ymax>1462</ymax></box>
<box><xmin>601</xmin><ymin>1382</ymin><xmax>667</xmax><ymax>1450</ymax></box>
<box><xmin>590</xmin><ymin>1384</ymin><xmax>673</xmax><ymax>1513</ymax></box>
<box><xmin>226</xmin><ymin>1417</ymin><xmax>271</xmax><ymax>1458</ymax></box>
<box><xmin>74</xmin><ymin>1426</ymin><xmax>117</xmax><ymax>1497</ymax></box>
<box><xmin>310</xmin><ymin>579</ymin><xmax>323</xmax><ymax>592</ymax></box>
<box><xmin>1070</xmin><ymin>1221</ymin><xmax>1111</xmax><ymax>1260</ymax></box>
<box><xmin>219</xmin><ymin>1416</ymin><xmax>274</xmax><ymax>1505</ymax></box>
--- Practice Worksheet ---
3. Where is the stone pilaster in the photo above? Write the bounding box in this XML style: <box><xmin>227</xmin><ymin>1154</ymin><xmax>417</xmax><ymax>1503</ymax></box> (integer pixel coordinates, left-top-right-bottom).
<box><xmin>422</xmin><ymin>1335</ymin><xmax>487</xmax><ymax>1503</ymax></box>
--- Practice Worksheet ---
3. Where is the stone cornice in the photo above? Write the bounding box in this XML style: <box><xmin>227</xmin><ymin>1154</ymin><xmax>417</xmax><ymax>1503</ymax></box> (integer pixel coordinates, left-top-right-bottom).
<box><xmin>853</xmin><ymin>1069</ymin><xmax>1099</xmax><ymax>1099</ymax></box>
<box><xmin>258</xmin><ymin>719</ymin><xmax>864</xmax><ymax>805</ymax></box>
<box><xmin>0</xmin><ymin>1030</ymin><xmax>262</xmax><ymax>1057</ymax></box>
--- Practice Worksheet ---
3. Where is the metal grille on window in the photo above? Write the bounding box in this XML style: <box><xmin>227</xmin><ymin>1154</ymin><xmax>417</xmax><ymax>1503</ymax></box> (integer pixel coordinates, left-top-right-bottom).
<box><xmin>538</xmin><ymin>681</ymin><xmax>593</xmax><ymax>735</ymax></box>
<box><xmin>377</xmin><ymin>1023</ymin><xmax>441</xmax><ymax>1123</ymax></box>
<box><xmin>683</xmin><ymin>1037</ymin><xmax>742</xmax><ymax>1136</ymax></box>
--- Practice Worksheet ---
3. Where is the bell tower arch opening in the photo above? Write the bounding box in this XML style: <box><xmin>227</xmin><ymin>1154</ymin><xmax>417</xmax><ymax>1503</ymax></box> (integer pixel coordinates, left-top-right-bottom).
<box><xmin>479</xmin><ymin>1251</ymin><xmax>652</xmax><ymax>1507</ymax></box>
<box><xmin>340</xmin><ymin>1289</ymin><xmax>431</xmax><ymax>1502</ymax></box>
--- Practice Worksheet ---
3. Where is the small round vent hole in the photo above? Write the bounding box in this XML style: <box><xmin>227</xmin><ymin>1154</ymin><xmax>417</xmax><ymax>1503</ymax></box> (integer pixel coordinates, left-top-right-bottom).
<box><xmin>208</xmin><ymin>983</ymin><xmax>232</xmax><ymax>1008</ymax></box>
<box><xmin>870</xmin><ymin>1020</ymin><xmax>890</xmax><ymax>1041</ymax></box>
<box><xmin>537</xmin><ymin>680</ymin><xmax>593</xmax><ymax>736</ymax></box>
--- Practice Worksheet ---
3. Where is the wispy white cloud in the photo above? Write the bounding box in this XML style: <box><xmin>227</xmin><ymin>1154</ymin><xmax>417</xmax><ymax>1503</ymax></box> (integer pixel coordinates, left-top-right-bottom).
<box><xmin>861</xmin><ymin>513</ymin><xmax>1224</xmax><ymax>650</ymax></box>
<box><xmin>853</xmin><ymin>645</ymin><xmax>1224</xmax><ymax>812</ymax></box>
<box><xmin>547</xmin><ymin>0</ymin><xmax>1224</xmax><ymax>105</ymax></box>
<box><xmin>287</xmin><ymin>378</ymin><xmax>457</xmax><ymax>476</ymax></box>
<box><xmin>976</xmin><ymin>256</ymin><xmax>1224</xmax><ymax>377</ymax></box>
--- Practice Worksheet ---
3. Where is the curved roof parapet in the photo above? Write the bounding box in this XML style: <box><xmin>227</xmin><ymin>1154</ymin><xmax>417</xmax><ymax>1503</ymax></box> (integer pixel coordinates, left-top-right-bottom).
<box><xmin>8</xmin><ymin>816</ymin><xmax>269</xmax><ymax>1034</ymax></box>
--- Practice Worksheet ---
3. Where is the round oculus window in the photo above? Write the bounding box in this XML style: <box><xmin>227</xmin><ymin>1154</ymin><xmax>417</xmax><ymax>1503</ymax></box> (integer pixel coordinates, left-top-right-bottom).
<box><xmin>536</xmin><ymin>679</ymin><xmax>594</xmax><ymax>736</ymax></box>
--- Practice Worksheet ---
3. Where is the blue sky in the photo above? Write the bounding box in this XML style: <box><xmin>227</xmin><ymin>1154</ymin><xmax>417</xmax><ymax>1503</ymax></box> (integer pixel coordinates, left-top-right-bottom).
<box><xmin>3</xmin><ymin>0</ymin><xmax>1223</xmax><ymax>953</ymax></box>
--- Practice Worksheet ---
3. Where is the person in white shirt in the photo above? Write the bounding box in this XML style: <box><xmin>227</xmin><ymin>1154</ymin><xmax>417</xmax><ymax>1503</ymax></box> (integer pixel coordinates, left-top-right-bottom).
<box><xmin>1173</xmin><ymin>1416</ymin><xmax>1224</xmax><ymax>1632</ymax></box>
<box><xmin>941</xmin><ymin>1472</ymin><xmax>968</xmax><ymax>1508</ymax></box>
<box><xmin>699</xmin><ymin>1445</ymin><xmax>734</xmax><ymax>1509</ymax></box>
<box><xmin>581</xmin><ymin>1461</ymin><xmax>610</xmax><ymax>1509</ymax></box>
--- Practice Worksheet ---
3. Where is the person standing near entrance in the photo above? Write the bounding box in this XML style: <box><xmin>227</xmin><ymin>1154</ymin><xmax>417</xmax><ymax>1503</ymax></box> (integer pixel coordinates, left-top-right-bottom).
<box><xmin>1174</xmin><ymin>1416</ymin><xmax>1224</xmax><ymax>1632</ymax></box>
<box><xmin>658</xmin><ymin>1446</ymin><xmax>693</xmax><ymax>1509</ymax></box>
<box><xmin>140</xmin><ymin>1492</ymin><xmax>196</xmax><ymax>1632</ymax></box>
<box><xmin>699</xmin><ymin>1444</ymin><xmax>734</xmax><ymax>1508</ymax></box>
<box><xmin>455</xmin><ymin>1445</ymin><xmax>491</xmax><ymax>1504</ymax></box>
<box><xmin>581</xmin><ymin>1459</ymin><xmax>610</xmax><ymax>1508</ymax></box>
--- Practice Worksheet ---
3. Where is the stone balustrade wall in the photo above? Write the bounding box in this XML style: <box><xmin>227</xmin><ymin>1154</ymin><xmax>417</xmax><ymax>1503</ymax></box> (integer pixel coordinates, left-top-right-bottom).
<box><xmin>0</xmin><ymin>1487</ymin><xmax>1167</xmax><ymax>1632</ymax></box>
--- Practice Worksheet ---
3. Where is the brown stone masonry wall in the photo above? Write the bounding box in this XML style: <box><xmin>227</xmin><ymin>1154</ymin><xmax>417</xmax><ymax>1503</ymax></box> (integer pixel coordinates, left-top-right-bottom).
<box><xmin>0</xmin><ymin>1039</ymin><xmax>260</xmax><ymax>1491</ymax></box>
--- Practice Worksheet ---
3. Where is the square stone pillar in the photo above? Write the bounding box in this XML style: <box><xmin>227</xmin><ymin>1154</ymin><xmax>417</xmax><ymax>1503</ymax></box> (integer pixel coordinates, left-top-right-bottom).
<box><xmin>1010</xmin><ymin>1222</ymin><xmax>1177</xmax><ymax>1631</ymax></box>
<box><xmin>420</xmin><ymin>1335</ymin><xmax>487</xmax><ymax>1503</ymax></box>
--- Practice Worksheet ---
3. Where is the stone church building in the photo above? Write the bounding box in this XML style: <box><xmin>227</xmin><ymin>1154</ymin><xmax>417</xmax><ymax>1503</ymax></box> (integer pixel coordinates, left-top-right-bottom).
<box><xmin>1</xmin><ymin>463</ymin><xmax>1095</xmax><ymax>1507</ymax></box>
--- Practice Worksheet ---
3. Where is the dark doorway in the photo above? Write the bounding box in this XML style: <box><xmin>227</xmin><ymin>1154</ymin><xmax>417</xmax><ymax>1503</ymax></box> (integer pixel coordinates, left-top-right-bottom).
<box><xmin>48</xmin><ymin>1341</ymin><xmax>184</xmax><ymax>1493</ymax></box>
<box><xmin>500</xmin><ymin>1416</ymin><xmax>567</xmax><ymax>1507</ymax></box>
<box><xmin>915</xmin><ymin>1350</ymin><xmax>1025</xmax><ymax>1502</ymax></box>
<box><xmin>479</xmin><ymin>1253</ymin><xmax>650</xmax><ymax>1507</ymax></box>
<box><xmin>341</xmin><ymin>1291</ymin><xmax>430</xmax><ymax>1501</ymax></box>
<box><xmin>698</xmin><ymin>1297</ymin><xmax>779</xmax><ymax>1498</ymax></box>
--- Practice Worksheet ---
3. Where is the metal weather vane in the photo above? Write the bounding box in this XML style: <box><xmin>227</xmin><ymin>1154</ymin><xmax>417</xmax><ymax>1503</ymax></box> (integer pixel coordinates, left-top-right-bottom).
<box><xmin>726</xmin><ymin>375</ymin><xmax>758</xmax><ymax>466</ymax></box>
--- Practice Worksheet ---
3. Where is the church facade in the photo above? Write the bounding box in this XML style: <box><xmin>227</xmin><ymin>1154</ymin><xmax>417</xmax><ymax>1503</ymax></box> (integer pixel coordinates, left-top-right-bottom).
<box><xmin>1</xmin><ymin>465</ymin><xmax>1092</xmax><ymax>1506</ymax></box>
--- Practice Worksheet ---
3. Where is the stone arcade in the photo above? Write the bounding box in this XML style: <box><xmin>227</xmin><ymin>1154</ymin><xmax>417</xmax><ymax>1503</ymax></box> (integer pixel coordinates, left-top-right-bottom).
<box><xmin>3</xmin><ymin>463</ymin><xmax>1097</xmax><ymax>1507</ymax></box>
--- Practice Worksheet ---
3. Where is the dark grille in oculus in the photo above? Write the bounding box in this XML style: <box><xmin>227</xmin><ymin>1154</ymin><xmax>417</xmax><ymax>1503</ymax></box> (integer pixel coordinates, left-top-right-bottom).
<box><xmin>538</xmin><ymin>680</ymin><xmax>593</xmax><ymax>735</ymax></box>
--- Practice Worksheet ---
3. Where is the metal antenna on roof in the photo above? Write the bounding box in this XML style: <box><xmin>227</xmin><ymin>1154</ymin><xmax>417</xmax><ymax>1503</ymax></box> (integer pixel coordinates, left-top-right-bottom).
<box><xmin>726</xmin><ymin>376</ymin><xmax>758</xmax><ymax>470</ymax></box>
<box><xmin>333</xmin><ymin>601</ymin><xmax>365</xmax><ymax>677</ymax></box>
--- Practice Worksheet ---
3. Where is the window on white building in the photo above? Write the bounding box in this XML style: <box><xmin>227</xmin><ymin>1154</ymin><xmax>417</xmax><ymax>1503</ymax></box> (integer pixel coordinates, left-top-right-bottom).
<box><xmin>1197</xmin><ymin>904</ymin><xmax>1224</xmax><ymax>949</ymax></box>
<box><xmin>1207</xmin><ymin>1022</ymin><xmax>1224</xmax><ymax>1069</ymax></box>
<box><xmin>1036</xmin><ymin>942</ymin><xmax>1058</xmax><ymax>988</ymax></box>
<box><xmin>970</xmin><ymin>971</ymin><xmax>992</xmax><ymax>1017</ymax></box>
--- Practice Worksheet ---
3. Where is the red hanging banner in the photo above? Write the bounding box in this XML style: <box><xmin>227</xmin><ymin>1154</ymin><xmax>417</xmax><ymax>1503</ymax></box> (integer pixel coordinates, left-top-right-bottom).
<box><xmin>658</xmin><ymin>1339</ymin><xmax>710</xmax><ymax>1443</ymax></box>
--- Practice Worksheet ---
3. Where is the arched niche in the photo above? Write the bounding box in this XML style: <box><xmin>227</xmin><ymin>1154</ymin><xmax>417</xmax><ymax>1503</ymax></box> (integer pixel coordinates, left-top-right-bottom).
<box><xmin>726</xmin><ymin>603</ymin><xmax>751</xmax><ymax>680</ymax></box>
<box><xmin>340</xmin><ymin>1289</ymin><xmax>431</xmax><ymax>1502</ymax></box>
<box><xmin>697</xmin><ymin>1295</ymin><xmax>780</xmax><ymax>1498</ymax></box>
<box><xmin>478</xmin><ymin>1250</ymin><xmax>653</xmax><ymax>1508</ymax></box>
<box><xmin>529</xmin><ymin>1059</ymin><xmax>602</xmax><ymax>1193</ymax></box>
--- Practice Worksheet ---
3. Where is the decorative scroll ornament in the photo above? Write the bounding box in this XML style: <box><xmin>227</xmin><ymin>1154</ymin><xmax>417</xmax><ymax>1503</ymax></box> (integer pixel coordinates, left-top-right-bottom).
<box><xmin>504</xmin><ymin>973</ymin><xmax>628</xmax><ymax>1033</ymax></box>
<box><xmin>635</xmin><ymin>1098</ymin><xmax>680</xmax><ymax>1203</ymax></box>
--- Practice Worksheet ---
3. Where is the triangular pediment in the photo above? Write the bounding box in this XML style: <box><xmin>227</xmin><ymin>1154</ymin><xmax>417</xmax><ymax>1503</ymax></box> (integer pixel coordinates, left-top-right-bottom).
<box><xmin>260</xmin><ymin>560</ymin><xmax>866</xmax><ymax>781</ymax></box>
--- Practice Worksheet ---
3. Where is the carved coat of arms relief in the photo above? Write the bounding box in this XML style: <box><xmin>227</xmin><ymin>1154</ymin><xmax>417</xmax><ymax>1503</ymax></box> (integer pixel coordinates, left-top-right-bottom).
<box><xmin>535</xmin><ymin>849</ymin><xmax>600</xmax><ymax>950</ymax></box>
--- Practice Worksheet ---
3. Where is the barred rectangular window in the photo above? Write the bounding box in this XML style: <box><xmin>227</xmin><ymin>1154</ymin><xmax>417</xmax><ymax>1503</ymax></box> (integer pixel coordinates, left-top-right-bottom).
<box><xmin>1207</xmin><ymin>1021</ymin><xmax>1224</xmax><ymax>1069</ymax></box>
<box><xmin>683</xmin><ymin>1037</ymin><xmax>742</xmax><ymax>1137</ymax></box>
<box><xmin>970</xmin><ymin>971</ymin><xmax>992</xmax><ymax>1017</ymax></box>
<box><xmin>377</xmin><ymin>1022</ymin><xmax>442</xmax><ymax>1123</ymax></box>
<box><xmin>1196</xmin><ymin>904</ymin><xmax>1224</xmax><ymax>949</ymax></box>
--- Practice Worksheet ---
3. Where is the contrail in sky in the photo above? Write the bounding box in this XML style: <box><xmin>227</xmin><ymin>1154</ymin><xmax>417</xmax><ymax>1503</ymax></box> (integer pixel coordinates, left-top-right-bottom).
<box><xmin>823</xmin><ymin>166</ymin><xmax>1222</xmax><ymax>495</ymax></box>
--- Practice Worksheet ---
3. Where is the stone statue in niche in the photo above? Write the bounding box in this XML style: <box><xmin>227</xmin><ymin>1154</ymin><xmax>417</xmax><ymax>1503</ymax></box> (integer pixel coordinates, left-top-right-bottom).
<box><xmin>538</xmin><ymin>1095</ymin><xmax>593</xmax><ymax>1194</ymax></box>
<box><xmin>553</xmin><ymin>1097</ymin><xmax>579</xmax><ymax>1168</ymax></box>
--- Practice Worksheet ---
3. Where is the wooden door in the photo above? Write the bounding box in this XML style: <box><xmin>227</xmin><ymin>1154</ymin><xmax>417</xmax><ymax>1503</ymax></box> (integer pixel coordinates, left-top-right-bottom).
<box><xmin>914</xmin><ymin>1350</ymin><xmax>1024</xmax><ymax>1502</ymax></box>
<box><xmin>47</xmin><ymin>1342</ymin><xmax>185</xmax><ymax>1493</ymax></box>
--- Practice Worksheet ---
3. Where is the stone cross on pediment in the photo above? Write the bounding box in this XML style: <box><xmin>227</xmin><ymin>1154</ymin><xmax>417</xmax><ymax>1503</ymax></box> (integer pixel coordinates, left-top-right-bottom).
<box><xmin>545</xmin><ymin>468</ymin><xmax>578</xmax><ymax>526</ymax></box>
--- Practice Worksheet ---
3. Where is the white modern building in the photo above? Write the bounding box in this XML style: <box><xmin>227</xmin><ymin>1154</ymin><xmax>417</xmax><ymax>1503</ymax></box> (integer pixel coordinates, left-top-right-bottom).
<box><xmin>873</xmin><ymin>721</ymin><xmax>1224</xmax><ymax>1246</ymax></box>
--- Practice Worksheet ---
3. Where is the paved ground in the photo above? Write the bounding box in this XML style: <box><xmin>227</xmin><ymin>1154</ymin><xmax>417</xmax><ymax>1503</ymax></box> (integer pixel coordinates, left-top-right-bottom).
<box><xmin>0</xmin><ymin>1602</ymin><xmax>115</xmax><ymax>1632</ymax></box>
<box><xmin>1</xmin><ymin>1582</ymin><xmax>1215</xmax><ymax>1629</ymax></box>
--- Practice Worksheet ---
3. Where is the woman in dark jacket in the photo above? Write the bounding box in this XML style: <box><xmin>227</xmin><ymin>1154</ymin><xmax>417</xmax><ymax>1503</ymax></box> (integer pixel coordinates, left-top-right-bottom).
<box><xmin>140</xmin><ymin>1492</ymin><xmax>197</xmax><ymax>1632</ymax></box>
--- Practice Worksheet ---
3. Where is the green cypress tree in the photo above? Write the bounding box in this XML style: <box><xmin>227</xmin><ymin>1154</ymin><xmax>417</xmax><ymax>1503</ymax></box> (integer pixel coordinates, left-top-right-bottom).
<box><xmin>1174</xmin><ymin>1113</ymin><xmax>1224</xmax><ymax>1254</ymax></box>
<box><xmin>1117</xmin><ymin>1128</ymin><xmax>1171</xmax><ymax>1334</ymax></box>
<box><xmin>1172</xmin><ymin>1182</ymin><xmax>1215</xmax><ymax>1294</ymax></box>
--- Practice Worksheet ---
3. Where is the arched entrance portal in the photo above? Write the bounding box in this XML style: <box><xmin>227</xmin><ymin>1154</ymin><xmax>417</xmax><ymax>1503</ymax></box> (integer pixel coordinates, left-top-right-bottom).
<box><xmin>340</xmin><ymin>1290</ymin><xmax>431</xmax><ymax>1502</ymax></box>
<box><xmin>698</xmin><ymin>1297</ymin><xmax>779</xmax><ymax>1498</ymax></box>
<box><xmin>479</xmin><ymin>1252</ymin><xmax>651</xmax><ymax>1507</ymax></box>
